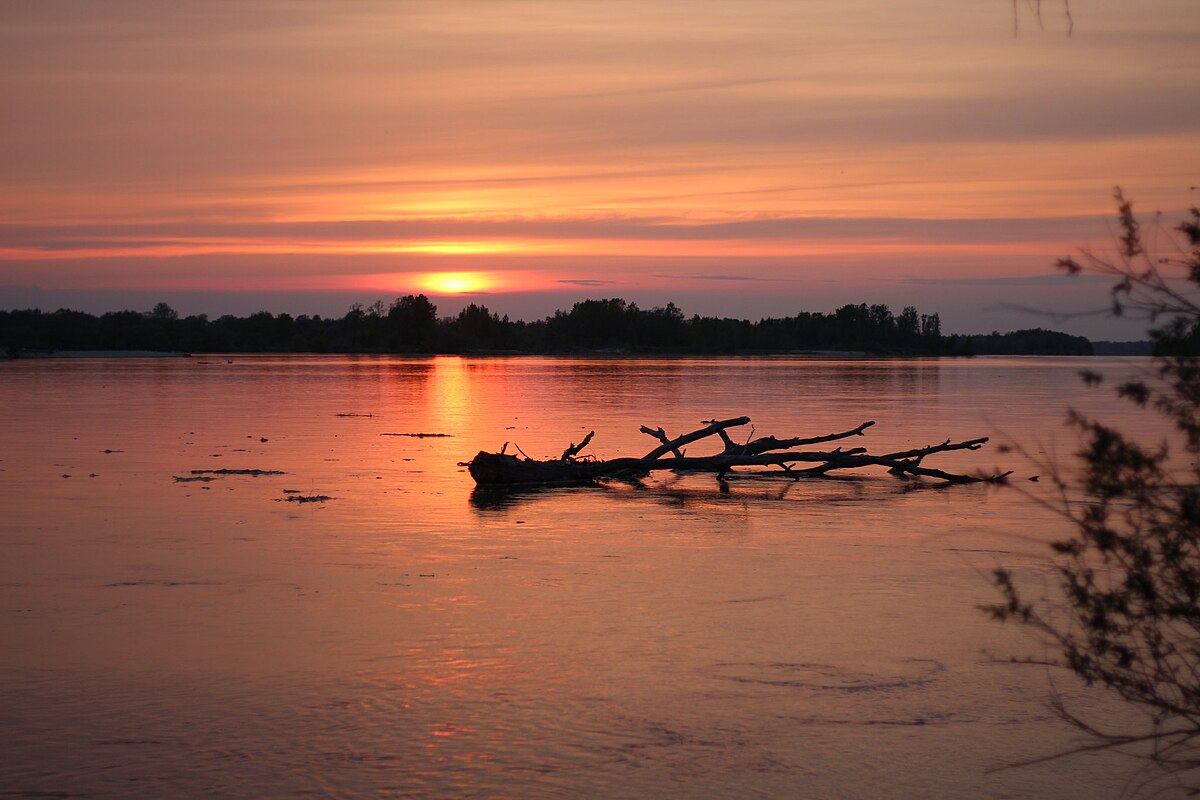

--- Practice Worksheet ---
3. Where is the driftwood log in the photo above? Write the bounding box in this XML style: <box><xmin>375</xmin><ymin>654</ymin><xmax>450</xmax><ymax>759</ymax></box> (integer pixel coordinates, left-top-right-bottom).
<box><xmin>466</xmin><ymin>417</ymin><xmax>1010</xmax><ymax>487</ymax></box>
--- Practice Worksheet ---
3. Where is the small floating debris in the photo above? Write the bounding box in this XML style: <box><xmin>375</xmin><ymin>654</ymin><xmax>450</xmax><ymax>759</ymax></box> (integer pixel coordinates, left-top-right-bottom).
<box><xmin>281</xmin><ymin>494</ymin><xmax>334</xmax><ymax>504</ymax></box>
<box><xmin>336</xmin><ymin>413</ymin><xmax>374</xmax><ymax>418</ymax></box>
<box><xmin>380</xmin><ymin>432</ymin><xmax>453</xmax><ymax>438</ymax></box>
<box><xmin>102</xmin><ymin>449</ymin><xmax>124</xmax><ymax>454</ymax></box>
<box><xmin>189</xmin><ymin>468</ymin><xmax>286</xmax><ymax>476</ymax></box>
<box><xmin>174</xmin><ymin>475</ymin><xmax>219</xmax><ymax>483</ymax></box>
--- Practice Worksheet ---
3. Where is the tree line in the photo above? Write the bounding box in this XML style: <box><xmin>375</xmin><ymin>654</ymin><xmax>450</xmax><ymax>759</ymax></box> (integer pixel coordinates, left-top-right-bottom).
<box><xmin>0</xmin><ymin>296</ymin><xmax>1093</xmax><ymax>356</ymax></box>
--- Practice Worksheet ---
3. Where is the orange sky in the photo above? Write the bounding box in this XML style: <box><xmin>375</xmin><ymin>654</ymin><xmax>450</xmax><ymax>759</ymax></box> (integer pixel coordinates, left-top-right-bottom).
<box><xmin>1</xmin><ymin>0</ymin><xmax>1197</xmax><ymax>336</ymax></box>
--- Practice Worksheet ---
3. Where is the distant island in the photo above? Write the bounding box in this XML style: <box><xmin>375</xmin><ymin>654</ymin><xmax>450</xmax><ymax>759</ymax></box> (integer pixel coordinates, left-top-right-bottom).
<box><xmin>0</xmin><ymin>297</ymin><xmax>1146</xmax><ymax>357</ymax></box>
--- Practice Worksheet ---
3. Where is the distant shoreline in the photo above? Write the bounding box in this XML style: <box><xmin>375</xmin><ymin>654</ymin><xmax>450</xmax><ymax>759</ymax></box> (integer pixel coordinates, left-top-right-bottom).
<box><xmin>6</xmin><ymin>350</ymin><xmax>191</xmax><ymax>359</ymax></box>
<box><xmin>0</xmin><ymin>299</ymin><xmax>1078</xmax><ymax>357</ymax></box>
<box><xmin>1</xmin><ymin>299</ymin><xmax>1151</xmax><ymax>358</ymax></box>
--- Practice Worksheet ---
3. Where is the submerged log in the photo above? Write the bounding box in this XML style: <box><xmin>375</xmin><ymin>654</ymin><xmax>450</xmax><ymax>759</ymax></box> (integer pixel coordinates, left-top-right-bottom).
<box><xmin>465</xmin><ymin>417</ymin><xmax>1009</xmax><ymax>487</ymax></box>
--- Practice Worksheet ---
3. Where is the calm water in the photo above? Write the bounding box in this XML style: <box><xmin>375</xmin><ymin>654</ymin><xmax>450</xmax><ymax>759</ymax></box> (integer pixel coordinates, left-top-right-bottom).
<box><xmin>0</xmin><ymin>355</ymin><xmax>1173</xmax><ymax>798</ymax></box>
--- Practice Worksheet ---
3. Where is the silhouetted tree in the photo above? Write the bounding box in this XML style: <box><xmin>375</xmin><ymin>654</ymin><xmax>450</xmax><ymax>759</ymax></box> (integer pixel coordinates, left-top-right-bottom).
<box><xmin>548</xmin><ymin>298</ymin><xmax>637</xmax><ymax>349</ymax></box>
<box><xmin>638</xmin><ymin>302</ymin><xmax>687</xmax><ymax>349</ymax></box>
<box><xmin>344</xmin><ymin>303</ymin><xmax>366</xmax><ymax>350</ymax></box>
<box><xmin>149</xmin><ymin>301</ymin><xmax>178</xmax><ymax>321</ymax></box>
<box><xmin>988</xmin><ymin>190</ymin><xmax>1200</xmax><ymax>790</ymax></box>
<box><xmin>387</xmin><ymin>294</ymin><xmax>438</xmax><ymax>352</ymax></box>
<box><xmin>897</xmin><ymin>305</ymin><xmax>921</xmax><ymax>344</ymax></box>
<box><xmin>450</xmin><ymin>304</ymin><xmax>506</xmax><ymax>350</ymax></box>
<box><xmin>921</xmin><ymin>312</ymin><xmax>941</xmax><ymax>346</ymax></box>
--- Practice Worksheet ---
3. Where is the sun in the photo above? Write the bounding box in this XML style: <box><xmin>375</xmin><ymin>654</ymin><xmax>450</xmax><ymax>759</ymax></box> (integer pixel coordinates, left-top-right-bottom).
<box><xmin>417</xmin><ymin>272</ymin><xmax>493</xmax><ymax>294</ymax></box>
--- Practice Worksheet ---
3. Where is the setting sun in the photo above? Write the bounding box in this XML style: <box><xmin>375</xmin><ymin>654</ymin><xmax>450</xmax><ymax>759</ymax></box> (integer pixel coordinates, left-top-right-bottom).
<box><xmin>417</xmin><ymin>271</ymin><xmax>494</xmax><ymax>294</ymax></box>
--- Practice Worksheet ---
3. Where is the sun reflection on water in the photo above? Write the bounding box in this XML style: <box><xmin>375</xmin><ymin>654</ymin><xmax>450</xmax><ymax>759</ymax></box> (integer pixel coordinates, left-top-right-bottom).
<box><xmin>0</xmin><ymin>355</ymin><xmax>1164</xmax><ymax>798</ymax></box>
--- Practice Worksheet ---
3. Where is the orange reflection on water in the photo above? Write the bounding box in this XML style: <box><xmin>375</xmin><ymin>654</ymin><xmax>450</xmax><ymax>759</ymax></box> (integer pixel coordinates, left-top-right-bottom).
<box><xmin>406</xmin><ymin>651</ymin><xmax>522</xmax><ymax>690</ymax></box>
<box><xmin>0</xmin><ymin>355</ymin><xmax>1164</xmax><ymax>798</ymax></box>
<box><xmin>424</xmin><ymin>356</ymin><xmax>478</xmax><ymax>441</ymax></box>
<box><xmin>431</xmin><ymin>722</ymin><xmax>473</xmax><ymax>738</ymax></box>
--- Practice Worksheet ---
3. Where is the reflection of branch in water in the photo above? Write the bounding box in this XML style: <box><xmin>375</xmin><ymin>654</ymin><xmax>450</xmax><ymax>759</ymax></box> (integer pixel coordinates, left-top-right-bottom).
<box><xmin>467</xmin><ymin>471</ymin><xmax>951</xmax><ymax>514</ymax></box>
<box><xmin>469</xmin><ymin>484</ymin><xmax>600</xmax><ymax>511</ymax></box>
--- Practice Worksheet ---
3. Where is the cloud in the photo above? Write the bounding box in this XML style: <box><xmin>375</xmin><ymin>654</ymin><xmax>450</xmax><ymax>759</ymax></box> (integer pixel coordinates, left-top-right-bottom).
<box><xmin>556</xmin><ymin>279</ymin><xmax>618</xmax><ymax>286</ymax></box>
<box><xmin>3</xmin><ymin>0</ymin><xmax>1196</xmax><ymax>210</ymax></box>
<box><xmin>901</xmin><ymin>274</ymin><xmax>1113</xmax><ymax>287</ymax></box>
<box><xmin>651</xmin><ymin>273</ymin><xmax>790</xmax><ymax>282</ymax></box>
<box><xmin>0</xmin><ymin>213</ymin><xmax>1119</xmax><ymax>253</ymax></box>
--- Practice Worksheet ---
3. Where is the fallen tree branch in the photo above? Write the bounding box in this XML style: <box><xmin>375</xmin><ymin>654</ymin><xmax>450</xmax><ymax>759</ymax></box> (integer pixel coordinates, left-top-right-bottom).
<box><xmin>727</xmin><ymin>420</ymin><xmax>877</xmax><ymax>456</ymax></box>
<box><xmin>641</xmin><ymin>416</ymin><xmax>750</xmax><ymax>460</ymax></box>
<box><xmin>466</xmin><ymin>417</ymin><xmax>1007</xmax><ymax>488</ymax></box>
<box><xmin>879</xmin><ymin>437</ymin><xmax>989</xmax><ymax>460</ymax></box>
<box><xmin>561</xmin><ymin>430</ymin><xmax>595</xmax><ymax>461</ymax></box>
<box><xmin>639</xmin><ymin>425</ymin><xmax>685</xmax><ymax>457</ymax></box>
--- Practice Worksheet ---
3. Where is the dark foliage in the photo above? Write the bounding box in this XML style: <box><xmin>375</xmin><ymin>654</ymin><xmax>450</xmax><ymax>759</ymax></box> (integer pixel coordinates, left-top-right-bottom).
<box><xmin>2</xmin><ymin>293</ymin><xmax>1102</xmax><ymax>358</ymax></box>
<box><xmin>1093</xmin><ymin>340</ymin><xmax>1155</xmax><ymax>357</ymax></box>
<box><xmin>949</xmin><ymin>328</ymin><xmax>1093</xmax><ymax>356</ymax></box>
<box><xmin>2</xmin><ymin>297</ymin><xmax>960</xmax><ymax>356</ymax></box>
<box><xmin>987</xmin><ymin>190</ymin><xmax>1200</xmax><ymax>789</ymax></box>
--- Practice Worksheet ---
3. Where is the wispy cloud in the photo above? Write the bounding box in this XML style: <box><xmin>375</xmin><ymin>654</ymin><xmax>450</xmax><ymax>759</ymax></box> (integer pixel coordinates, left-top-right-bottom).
<box><xmin>901</xmin><ymin>274</ymin><xmax>1113</xmax><ymax>287</ymax></box>
<box><xmin>0</xmin><ymin>213</ymin><xmax>1117</xmax><ymax>253</ymax></box>
<box><xmin>652</xmin><ymin>273</ymin><xmax>791</xmax><ymax>282</ymax></box>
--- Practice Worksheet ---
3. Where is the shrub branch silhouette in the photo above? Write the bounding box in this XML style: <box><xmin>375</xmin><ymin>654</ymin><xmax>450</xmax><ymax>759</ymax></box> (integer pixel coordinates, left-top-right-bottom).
<box><xmin>988</xmin><ymin>189</ymin><xmax>1200</xmax><ymax>788</ymax></box>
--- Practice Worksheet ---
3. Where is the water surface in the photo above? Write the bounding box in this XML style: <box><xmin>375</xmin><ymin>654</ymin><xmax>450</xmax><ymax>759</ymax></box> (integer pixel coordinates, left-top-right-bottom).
<box><xmin>0</xmin><ymin>355</ymin><xmax>1169</xmax><ymax>798</ymax></box>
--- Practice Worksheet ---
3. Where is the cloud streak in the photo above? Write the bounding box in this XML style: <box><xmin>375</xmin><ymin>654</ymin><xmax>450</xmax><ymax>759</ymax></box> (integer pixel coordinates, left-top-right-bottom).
<box><xmin>651</xmin><ymin>273</ymin><xmax>791</xmax><ymax>283</ymax></box>
<box><xmin>0</xmin><ymin>213</ymin><xmax>1123</xmax><ymax>253</ymax></box>
<box><xmin>901</xmin><ymin>274</ymin><xmax>1114</xmax><ymax>287</ymax></box>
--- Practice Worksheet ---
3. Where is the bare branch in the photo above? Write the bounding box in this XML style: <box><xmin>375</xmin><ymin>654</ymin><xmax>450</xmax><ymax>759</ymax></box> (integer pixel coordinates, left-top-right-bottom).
<box><xmin>639</xmin><ymin>425</ymin><xmax>684</xmax><ymax>457</ymax></box>
<box><xmin>727</xmin><ymin>420</ymin><xmax>876</xmax><ymax>456</ymax></box>
<box><xmin>640</xmin><ymin>416</ymin><xmax>750</xmax><ymax>460</ymax></box>
<box><xmin>560</xmin><ymin>430</ymin><xmax>595</xmax><ymax>461</ymax></box>
<box><xmin>468</xmin><ymin>418</ymin><xmax>1004</xmax><ymax>487</ymax></box>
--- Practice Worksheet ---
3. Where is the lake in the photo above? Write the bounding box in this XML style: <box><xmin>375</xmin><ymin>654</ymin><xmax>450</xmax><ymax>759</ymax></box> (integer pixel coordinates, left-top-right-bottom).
<box><xmin>0</xmin><ymin>355</ymin><xmax>1171</xmax><ymax>798</ymax></box>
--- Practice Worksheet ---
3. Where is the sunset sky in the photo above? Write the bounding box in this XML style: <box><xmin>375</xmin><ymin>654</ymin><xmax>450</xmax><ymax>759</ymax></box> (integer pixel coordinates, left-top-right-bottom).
<box><xmin>2</xmin><ymin>0</ymin><xmax>1197</xmax><ymax>337</ymax></box>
